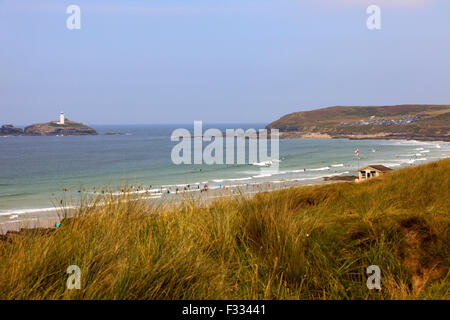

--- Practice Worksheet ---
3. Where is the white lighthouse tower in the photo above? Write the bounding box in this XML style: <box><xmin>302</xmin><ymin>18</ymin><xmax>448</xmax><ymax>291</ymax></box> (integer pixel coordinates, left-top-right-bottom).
<box><xmin>58</xmin><ymin>112</ymin><xmax>65</xmax><ymax>125</ymax></box>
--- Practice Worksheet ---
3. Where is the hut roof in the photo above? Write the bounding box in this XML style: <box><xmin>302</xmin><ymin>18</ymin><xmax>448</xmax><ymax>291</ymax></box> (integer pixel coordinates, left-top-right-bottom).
<box><xmin>359</xmin><ymin>165</ymin><xmax>393</xmax><ymax>172</ymax></box>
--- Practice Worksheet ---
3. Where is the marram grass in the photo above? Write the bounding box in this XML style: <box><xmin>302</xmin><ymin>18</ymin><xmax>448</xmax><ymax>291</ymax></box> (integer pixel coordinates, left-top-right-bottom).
<box><xmin>0</xmin><ymin>159</ymin><xmax>449</xmax><ymax>299</ymax></box>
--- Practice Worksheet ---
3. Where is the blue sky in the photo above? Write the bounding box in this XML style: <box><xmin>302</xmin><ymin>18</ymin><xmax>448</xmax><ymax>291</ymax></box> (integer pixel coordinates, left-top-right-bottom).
<box><xmin>1</xmin><ymin>0</ymin><xmax>449</xmax><ymax>125</ymax></box>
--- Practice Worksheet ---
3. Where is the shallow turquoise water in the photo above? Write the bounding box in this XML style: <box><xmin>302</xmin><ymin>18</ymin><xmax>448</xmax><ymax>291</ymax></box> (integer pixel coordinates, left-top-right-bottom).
<box><xmin>0</xmin><ymin>123</ymin><xmax>448</xmax><ymax>214</ymax></box>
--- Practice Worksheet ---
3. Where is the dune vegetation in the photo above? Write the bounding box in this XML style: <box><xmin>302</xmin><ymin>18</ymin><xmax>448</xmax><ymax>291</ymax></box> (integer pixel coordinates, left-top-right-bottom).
<box><xmin>0</xmin><ymin>159</ymin><xmax>449</xmax><ymax>300</ymax></box>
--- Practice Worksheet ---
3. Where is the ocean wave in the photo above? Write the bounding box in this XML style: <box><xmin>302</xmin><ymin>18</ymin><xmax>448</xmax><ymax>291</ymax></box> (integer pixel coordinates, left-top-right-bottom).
<box><xmin>252</xmin><ymin>174</ymin><xmax>273</xmax><ymax>178</ymax></box>
<box><xmin>0</xmin><ymin>206</ymin><xmax>76</xmax><ymax>216</ymax></box>
<box><xmin>272</xmin><ymin>171</ymin><xmax>287</xmax><ymax>175</ymax></box>
<box><xmin>331</xmin><ymin>164</ymin><xmax>344</xmax><ymax>167</ymax></box>
<box><xmin>213</xmin><ymin>177</ymin><xmax>252</xmax><ymax>182</ymax></box>
<box><xmin>382</xmin><ymin>163</ymin><xmax>401</xmax><ymax>167</ymax></box>
<box><xmin>308</xmin><ymin>166</ymin><xmax>331</xmax><ymax>171</ymax></box>
<box><xmin>290</xmin><ymin>169</ymin><xmax>306</xmax><ymax>173</ymax></box>
<box><xmin>252</xmin><ymin>161</ymin><xmax>274</xmax><ymax>167</ymax></box>
<box><xmin>229</xmin><ymin>177</ymin><xmax>252</xmax><ymax>181</ymax></box>
<box><xmin>286</xmin><ymin>171</ymin><xmax>350</xmax><ymax>182</ymax></box>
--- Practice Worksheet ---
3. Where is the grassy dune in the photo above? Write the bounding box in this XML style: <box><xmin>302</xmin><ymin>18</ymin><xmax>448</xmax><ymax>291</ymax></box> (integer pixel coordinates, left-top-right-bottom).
<box><xmin>0</xmin><ymin>159</ymin><xmax>449</xmax><ymax>299</ymax></box>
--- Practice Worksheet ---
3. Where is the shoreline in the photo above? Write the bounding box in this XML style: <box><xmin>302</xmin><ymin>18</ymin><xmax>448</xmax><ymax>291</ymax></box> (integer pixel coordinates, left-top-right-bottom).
<box><xmin>1</xmin><ymin>137</ymin><xmax>448</xmax><ymax>235</ymax></box>
<box><xmin>277</xmin><ymin>132</ymin><xmax>450</xmax><ymax>142</ymax></box>
<box><xmin>0</xmin><ymin>176</ymin><xmax>337</xmax><ymax>235</ymax></box>
<box><xmin>1</xmin><ymin>155</ymin><xmax>448</xmax><ymax>235</ymax></box>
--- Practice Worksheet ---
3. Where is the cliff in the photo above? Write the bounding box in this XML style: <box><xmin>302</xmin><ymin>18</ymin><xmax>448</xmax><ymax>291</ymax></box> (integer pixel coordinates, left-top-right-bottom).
<box><xmin>266</xmin><ymin>105</ymin><xmax>450</xmax><ymax>141</ymax></box>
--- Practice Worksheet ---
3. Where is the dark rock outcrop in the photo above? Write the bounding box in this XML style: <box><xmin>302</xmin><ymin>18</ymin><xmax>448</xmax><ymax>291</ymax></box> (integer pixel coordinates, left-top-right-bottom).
<box><xmin>0</xmin><ymin>124</ymin><xmax>24</xmax><ymax>135</ymax></box>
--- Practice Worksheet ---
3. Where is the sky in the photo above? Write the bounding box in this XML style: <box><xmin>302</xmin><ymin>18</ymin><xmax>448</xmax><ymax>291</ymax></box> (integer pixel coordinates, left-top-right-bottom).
<box><xmin>1</xmin><ymin>0</ymin><xmax>450</xmax><ymax>125</ymax></box>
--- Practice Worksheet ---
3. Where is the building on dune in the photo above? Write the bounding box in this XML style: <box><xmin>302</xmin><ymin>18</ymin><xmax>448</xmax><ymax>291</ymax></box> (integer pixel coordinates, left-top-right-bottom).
<box><xmin>357</xmin><ymin>165</ymin><xmax>393</xmax><ymax>181</ymax></box>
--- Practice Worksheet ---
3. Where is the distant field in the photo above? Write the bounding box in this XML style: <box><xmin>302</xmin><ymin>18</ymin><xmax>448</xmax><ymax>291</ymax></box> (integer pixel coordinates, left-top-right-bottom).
<box><xmin>0</xmin><ymin>159</ymin><xmax>449</xmax><ymax>299</ymax></box>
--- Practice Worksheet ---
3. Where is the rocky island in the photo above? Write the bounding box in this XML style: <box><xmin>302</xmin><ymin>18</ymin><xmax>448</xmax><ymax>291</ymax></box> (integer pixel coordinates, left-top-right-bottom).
<box><xmin>1</xmin><ymin>113</ymin><xmax>97</xmax><ymax>136</ymax></box>
<box><xmin>24</xmin><ymin>119</ymin><xmax>97</xmax><ymax>136</ymax></box>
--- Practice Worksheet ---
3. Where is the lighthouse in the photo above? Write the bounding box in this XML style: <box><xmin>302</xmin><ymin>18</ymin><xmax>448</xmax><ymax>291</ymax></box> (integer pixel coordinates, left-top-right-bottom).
<box><xmin>58</xmin><ymin>112</ymin><xmax>65</xmax><ymax>125</ymax></box>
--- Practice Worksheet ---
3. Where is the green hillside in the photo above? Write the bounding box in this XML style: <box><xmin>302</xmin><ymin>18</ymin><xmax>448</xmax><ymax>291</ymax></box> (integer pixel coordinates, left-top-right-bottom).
<box><xmin>267</xmin><ymin>105</ymin><xmax>450</xmax><ymax>140</ymax></box>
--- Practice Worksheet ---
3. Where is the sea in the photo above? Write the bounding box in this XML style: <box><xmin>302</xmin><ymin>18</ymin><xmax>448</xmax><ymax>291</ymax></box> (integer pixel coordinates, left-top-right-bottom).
<box><xmin>1</xmin><ymin>123</ymin><xmax>449</xmax><ymax>222</ymax></box>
